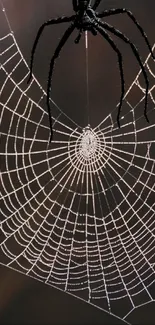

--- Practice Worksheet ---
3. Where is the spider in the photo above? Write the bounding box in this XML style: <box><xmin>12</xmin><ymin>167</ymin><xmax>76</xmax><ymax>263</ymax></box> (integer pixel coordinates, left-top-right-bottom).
<box><xmin>27</xmin><ymin>0</ymin><xmax>155</xmax><ymax>142</ymax></box>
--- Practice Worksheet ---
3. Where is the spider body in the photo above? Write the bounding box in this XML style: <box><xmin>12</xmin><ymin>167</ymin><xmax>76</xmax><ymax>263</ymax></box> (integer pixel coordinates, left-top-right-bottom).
<box><xmin>76</xmin><ymin>11</ymin><xmax>96</xmax><ymax>30</ymax></box>
<box><xmin>28</xmin><ymin>0</ymin><xmax>155</xmax><ymax>142</ymax></box>
<box><xmin>75</xmin><ymin>9</ymin><xmax>97</xmax><ymax>35</ymax></box>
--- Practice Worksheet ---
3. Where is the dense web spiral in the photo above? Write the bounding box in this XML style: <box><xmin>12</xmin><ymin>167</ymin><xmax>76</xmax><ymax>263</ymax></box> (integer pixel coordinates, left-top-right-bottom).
<box><xmin>0</xmin><ymin>3</ymin><xmax>155</xmax><ymax>324</ymax></box>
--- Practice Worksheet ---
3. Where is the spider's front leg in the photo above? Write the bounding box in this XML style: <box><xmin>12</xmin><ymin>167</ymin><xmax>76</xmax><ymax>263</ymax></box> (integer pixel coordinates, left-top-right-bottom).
<box><xmin>97</xmin><ymin>8</ymin><xmax>155</xmax><ymax>60</ymax></box>
<box><xmin>97</xmin><ymin>20</ymin><xmax>150</xmax><ymax>124</ymax></box>
<box><xmin>93</xmin><ymin>0</ymin><xmax>102</xmax><ymax>11</ymax></box>
<box><xmin>27</xmin><ymin>15</ymin><xmax>75</xmax><ymax>83</ymax></box>
<box><xmin>47</xmin><ymin>23</ymin><xmax>75</xmax><ymax>142</ymax></box>
<box><xmin>72</xmin><ymin>0</ymin><xmax>78</xmax><ymax>12</ymax></box>
<box><xmin>95</xmin><ymin>23</ymin><xmax>125</xmax><ymax>128</ymax></box>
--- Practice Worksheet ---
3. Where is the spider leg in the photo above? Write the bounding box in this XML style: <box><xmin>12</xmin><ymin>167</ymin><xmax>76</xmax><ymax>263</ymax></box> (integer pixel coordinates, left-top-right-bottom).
<box><xmin>93</xmin><ymin>0</ymin><xmax>102</xmax><ymax>10</ymax></box>
<box><xmin>47</xmin><ymin>23</ymin><xmax>75</xmax><ymax>142</ymax></box>
<box><xmin>97</xmin><ymin>20</ymin><xmax>150</xmax><ymax>123</ymax></box>
<box><xmin>27</xmin><ymin>15</ymin><xmax>75</xmax><ymax>83</ymax></box>
<box><xmin>72</xmin><ymin>0</ymin><xmax>78</xmax><ymax>12</ymax></box>
<box><xmin>97</xmin><ymin>9</ymin><xmax>155</xmax><ymax>60</ymax></box>
<box><xmin>95</xmin><ymin>24</ymin><xmax>125</xmax><ymax>128</ymax></box>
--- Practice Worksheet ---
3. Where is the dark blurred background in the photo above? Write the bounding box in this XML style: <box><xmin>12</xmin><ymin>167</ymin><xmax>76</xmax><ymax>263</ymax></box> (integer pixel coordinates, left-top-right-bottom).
<box><xmin>0</xmin><ymin>0</ymin><xmax>155</xmax><ymax>324</ymax></box>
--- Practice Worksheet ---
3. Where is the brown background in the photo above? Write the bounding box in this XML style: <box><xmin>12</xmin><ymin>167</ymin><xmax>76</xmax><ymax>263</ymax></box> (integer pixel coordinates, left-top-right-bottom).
<box><xmin>0</xmin><ymin>0</ymin><xmax>155</xmax><ymax>324</ymax></box>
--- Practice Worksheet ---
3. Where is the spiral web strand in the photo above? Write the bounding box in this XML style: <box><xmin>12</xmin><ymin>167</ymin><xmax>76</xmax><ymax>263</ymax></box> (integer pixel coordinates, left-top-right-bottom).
<box><xmin>0</xmin><ymin>3</ymin><xmax>155</xmax><ymax>324</ymax></box>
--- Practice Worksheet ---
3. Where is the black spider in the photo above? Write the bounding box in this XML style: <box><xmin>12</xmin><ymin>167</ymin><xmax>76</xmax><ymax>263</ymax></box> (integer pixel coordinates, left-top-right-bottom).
<box><xmin>27</xmin><ymin>0</ymin><xmax>155</xmax><ymax>142</ymax></box>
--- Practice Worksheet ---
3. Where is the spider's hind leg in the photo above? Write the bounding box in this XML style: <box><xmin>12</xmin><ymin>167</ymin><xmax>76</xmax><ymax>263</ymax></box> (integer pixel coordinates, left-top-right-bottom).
<box><xmin>27</xmin><ymin>16</ymin><xmax>75</xmax><ymax>84</ymax></box>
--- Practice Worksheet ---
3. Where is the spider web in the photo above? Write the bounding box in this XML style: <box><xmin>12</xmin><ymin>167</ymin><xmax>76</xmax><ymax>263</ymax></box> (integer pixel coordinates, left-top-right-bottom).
<box><xmin>0</xmin><ymin>3</ymin><xmax>155</xmax><ymax>324</ymax></box>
